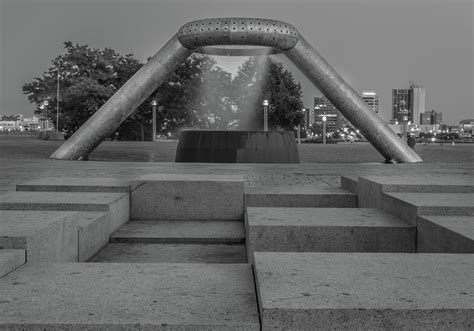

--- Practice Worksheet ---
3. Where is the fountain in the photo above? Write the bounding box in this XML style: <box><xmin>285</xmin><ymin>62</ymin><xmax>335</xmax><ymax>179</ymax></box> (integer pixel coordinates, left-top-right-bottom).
<box><xmin>175</xmin><ymin>130</ymin><xmax>299</xmax><ymax>163</ymax></box>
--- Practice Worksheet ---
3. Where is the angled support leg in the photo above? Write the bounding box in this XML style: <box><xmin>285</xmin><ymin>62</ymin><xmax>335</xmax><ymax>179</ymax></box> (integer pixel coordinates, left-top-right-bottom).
<box><xmin>285</xmin><ymin>35</ymin><xmax>422</xmax><ymax>163</ymax></box>
<box><xmin>51</xmin><ymin>34</ymin><xmax>193</xmax><ymax>160</ymax></box>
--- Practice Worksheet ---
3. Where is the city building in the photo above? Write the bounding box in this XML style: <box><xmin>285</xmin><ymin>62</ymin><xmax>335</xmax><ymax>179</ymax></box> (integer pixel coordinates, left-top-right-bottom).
<box><xmin>0</xmin><ymin>114</ymin><xmax>40</xmax><ymax>131</ymax></box>
<box><xmin>392</xmin><ymin>82</ymin><xmax>425</xmax><ymax>125</ymax></box>
<box><xmin>420</xmin><ymin>109</ymin><xmax>442</xmax><ymax>125</ymax></box>
<box><xmin>313</xmin><ymin>96</ymin><xmax>349</xmax><ymax>133</ymax></box>
<box><xmin>459</xmin><ymin>119</ymin><xmax>474</xmax><ymax>137</ymax></box>
<box><xmin>301</xmin><ymin>108</ymin><xmax>313</xmax><ymax>131</ymax></box>
<box><xmin>362</xmin><ymin>91</ymin><xmax>379</xmax><ymax>114</ymax></box>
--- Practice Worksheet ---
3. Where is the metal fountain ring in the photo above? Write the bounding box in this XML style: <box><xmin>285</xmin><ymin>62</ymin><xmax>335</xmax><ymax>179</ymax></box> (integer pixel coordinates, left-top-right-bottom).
<box><xmin>177</xmin><ymin>17</ymin><xmax>300</xmax><ymax>56</ymax></box>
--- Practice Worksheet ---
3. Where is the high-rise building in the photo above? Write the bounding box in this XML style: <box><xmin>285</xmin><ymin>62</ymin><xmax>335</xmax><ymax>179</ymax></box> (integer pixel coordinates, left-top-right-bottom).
<box><xmin>420</xmin><ymin>109</ymin><xmax>442</xmax><ymax>125</ymax></box>
<box><xmin>362</xmin><ymin>91</ymin><xmax>379</xmax><ymax>114</ymax></box>
<box><xmin>392</xmin><ymin>82</ymin><xmax>425</xmax><ymax>125</ymax></box>
<box><xmin>313</xmin><ymin>96</ymin><xmax>349</xmax><ymax>133</ymax></box>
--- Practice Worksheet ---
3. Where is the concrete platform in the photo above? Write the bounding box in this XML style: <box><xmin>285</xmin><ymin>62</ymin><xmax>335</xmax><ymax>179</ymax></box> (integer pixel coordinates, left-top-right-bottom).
<box><xmin>131</xmin><ymin>174</ymin><xmax>244</xmax><ymax>221</ymax></box>
<box><xmin>0</xmin><ymin>249</ymin><xmax>25</xmax><ymax>278</ymax></box>
<box><xmin>0</xmin><ymin>263</ymin><xmax>259</xmax><ymax>329</ymax></box>
<box><xmin>357</xmin><ymin>175</ymin><xmax>474</xmax><ymax>208</ymax></box>
<box><xmin>340</xmin><ymin>175</ymin><xmax>358</xmax><ymax>194</ymax></box>
<box><xmin>417</xmin><ymin>215</ymin><xmax>474</xmax><ymax>253</ymax></box>
<box><xmin>382</xmin><ymin>192</ymin><xmax>474</xmax><ymax>225</ymax></box>
<box><xmin>111</xmin><ymin>220</ymin><xmax>244</xmax><ymax>244</ymax></box>
<box><xmin>76</xmin><ymin>212</ymin><xmax>110</xmax><ymax>262</ymax></box>
<box><xmin>0</xmin><ymin>191</ymin><xmax>129</xmax><ymax>234</ymax></box>
<box><xmin>245</xmin><ymin>187</ymin><xmax>356</xmax><ymax>208</ymax></box>
<box><xmin>254</xmin><ymin>252</ymin><xmax>474</xmax><ymax>330</ymax></box>
<box><xmin>246</xmin><ymin>208</ymin><xmax>415</xmax><ymax>262</ymax></box>
<box><xmin>0</xmin><ymin>210</ymin><xmax>79</xmax><ymax>263</ymax></box>
<box><xmin>16</xmin><ymin>177</ymin><xmax>131</xmax><ymax>193</ymax></box>
<box><xmin>91</xmin><ymin>243</ymin><xmax>247</xmax><ymax>263</ymax></box>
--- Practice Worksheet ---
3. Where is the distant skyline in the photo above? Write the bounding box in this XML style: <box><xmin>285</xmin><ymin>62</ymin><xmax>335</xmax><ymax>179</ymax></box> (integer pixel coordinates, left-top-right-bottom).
<box><xmin>1</xmin><ymin>0</ymin><xmax>472</xmax><ymax>124</ymax></box>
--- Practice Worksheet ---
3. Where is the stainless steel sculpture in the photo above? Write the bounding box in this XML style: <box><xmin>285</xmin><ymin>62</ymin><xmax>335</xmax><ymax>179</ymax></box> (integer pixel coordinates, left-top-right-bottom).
<box><xmin>51</xmin><ymin>17</ymin><xmax>422</xmax><ymax>163</ymax></box>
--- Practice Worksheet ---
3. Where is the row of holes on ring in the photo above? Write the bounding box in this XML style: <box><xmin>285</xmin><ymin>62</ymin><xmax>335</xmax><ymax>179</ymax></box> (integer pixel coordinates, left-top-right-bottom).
<box><xmin>179</xmin><ymin>20</ymin><xmax>298</xmax><ymax>36</ymax></box>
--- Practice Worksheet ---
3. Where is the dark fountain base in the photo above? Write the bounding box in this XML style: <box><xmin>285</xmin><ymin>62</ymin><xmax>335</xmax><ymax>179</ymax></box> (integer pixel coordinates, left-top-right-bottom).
<box><xmin>175</xmin><ymin>130</ymin><xmax>300</xmax><ymax>163</ymax></box>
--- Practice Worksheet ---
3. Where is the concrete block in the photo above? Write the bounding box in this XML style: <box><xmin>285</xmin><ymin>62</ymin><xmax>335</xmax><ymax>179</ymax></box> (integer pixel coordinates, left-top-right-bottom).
<box><xmin>131</xmin><ymin>174</ymin><xmax>244</xmax><ymax>221</ymax></box>
<box><xmin>91</xmin><ymin>243</ymin><xmax>247</xmax><ymax>263</ymax></box>
<box><xmin>340</xmin><ymin>175</ymin><xmax>358</xmax><ymax>194</ymax></box>
<box><xmin>254</xmin><ymin>252</ymin><xmax>474</xmax><ymax>330</ymax></box>
<box><xmin>245</xmin><ymin>187</ymin><xmax>356</xmax><ymax>208</ymax></box>
<box><xmin>246</xmin><ymin>208</ymin><xmax>415</xmax><ymax>262</ymax></box>
<box><xmin>17</xmin><ymin>177</ymin><xmax>131</xmax><ymax>193</ymax></box>
<box><xmin>0</xmin><ymin>211</ymin><xmax>79</xmax><ymax>263</ymax></box>
<box><xmin>76</xmin><ymin>212</ymin><xmax>110</xmax><ymax>262</ymax></box>
<box><xmin>358</xmin><ymin>175</ymin><xmax>474</xmax><ymax>209</ymax></box>
<box><xmin>417</xmin><ymin>215</ymin><xmax>474</xmax><ymax>253</ymax></box>
<box><xmin>111</xmin><ymin>220</ymin><xmax>244</xmax><ymax>244</ymax></box>
<box><xmin>0</xmin><ymin>249</ymin><xmax>25</xmax><ymax>278</ymax></box>
<box><xmin>0</xmin><ymin>263</ymin><xmax>259</xmax><ymax>330</ymax></box>
<box><xmin>0</xmin><ymin>191</ymin><xmax>129</xmax><ymax>234</ymax></box>
<box><xmin>381</xmin><ymin>192</ymin><xmax>474</xmax><ymax>225</ymax></box>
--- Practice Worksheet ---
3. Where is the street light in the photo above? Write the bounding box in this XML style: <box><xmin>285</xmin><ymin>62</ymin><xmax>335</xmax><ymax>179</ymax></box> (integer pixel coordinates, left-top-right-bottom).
<box><xmin>43</xmin><ymin>101</ymin><xmax>49</xmax><ymax>131</ymax></box>
<box><xmin>322</xmin><ymin>115</ymin><xmax>327</xmax><ymax>144</ymax></box>
<box><xmin>400</xmin><ymin>108</ymin><xmax>409</xmax><ymax>142</ymax></box>
<box><xmin>151</xmin><ymin>99</ymin><xmax>158</xmax><ymax>141</ymax></box>
<box><xmin>53</xmin><ymin>67</ymin><xmax>60</xmax><ymax>133</ymax></box>
<box><xmin>297</xmin><ymin>108</ymin><xmax>306</xmax><ymax>144</ymax></box>
<box><xmin>262</xmin><ymin>99</ymin><xmax>269</xmax><ymax>132</ymax></box>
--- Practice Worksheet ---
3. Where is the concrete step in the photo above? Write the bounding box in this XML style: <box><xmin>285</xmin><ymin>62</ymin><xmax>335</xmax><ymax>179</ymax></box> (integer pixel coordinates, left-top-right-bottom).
<box><xmin>254</xmin><ymin>252</ymin><xmax>473</xmax><ymax>330</ymax></box>
<box><xmin>382</xmin><ymin>192</ymin><xmax>474</xmax><ymax>225</ymax></box>
<box><xmin>0</xmin><ymin>191</ymin><xmax>129</xmax><ymax>234</ymax></box>
<box><xmin>0</xmin><ymin>210</ymin><xmax>80</xmax><ymax>263</ymax></box>
<box><xmin>351</xmin><ymin>175</ymin><xmax>474</xmax><ymax>209</ymax></box>
<box><xmin>76</xmin><ymin>212</ymin><xmax>110</xmax><ymax>262</ymax></box>
<box><xmin>16</xmin><ymin>177</ymin><xmax>131</xmax><ymax>193</ymax></box>
<box><xmin>245</xmin><ymin>187</ymin><xmax>356</xmax><ymax>208</ymax></box>
<box><xmin>246</xmin><ymin>208</ymin><xmax>415</xmax><ymax>262</ymax></box>
<box><xmin>417</xmin><ymin>215</ymin><xmax>474</xmax><ymax>253</ymax></box>
<box><xmin>0</xmin><ymin>263</ymin><xmax>259</xmax><ymax>330</ymax></box>
<box><xmin>0</xmin><ymin>249</ymin><xmax>25</xmax><ymax>278</ymax></box>
<box><xmin>111</xmin><ymin>220</ymin><xmax>244</xmax><ymax>244</ymax></box>
<box><xmin>131</xmin><ymin>174</ymin><xmax>244</xmax><ymax>221</ymax></box>
<box><xmin>91</xmin><ymin>243</ymin><xmax>247</xmax><ymax>263</ymax></box>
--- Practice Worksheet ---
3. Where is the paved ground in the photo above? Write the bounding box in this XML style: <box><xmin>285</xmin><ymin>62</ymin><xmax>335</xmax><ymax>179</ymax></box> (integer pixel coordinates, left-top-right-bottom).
<box><xmin>1</xmin><ymin>135</ymin><xmax>472</xmax><ymax>193</ymax></box>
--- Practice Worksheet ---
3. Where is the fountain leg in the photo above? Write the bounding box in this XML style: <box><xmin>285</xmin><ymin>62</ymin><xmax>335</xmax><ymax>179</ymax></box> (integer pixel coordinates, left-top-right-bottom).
<box><xmin>50</xmin><ymin>34</ymin><xmax>193</xmax><ymax>160</ymax></box>
<box><xmin>285</xmin><ymin>35</ymin><xmax>422</xmax><ymax>163</ymax></box>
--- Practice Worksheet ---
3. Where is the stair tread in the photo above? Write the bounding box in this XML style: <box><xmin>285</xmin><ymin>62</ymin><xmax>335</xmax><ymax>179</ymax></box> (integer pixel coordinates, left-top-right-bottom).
<box><xmin>384</xmin><ymin>192</ymin><xmax>474</xmax><ymax>208</ymax></box>
<box><xmin>0</xmin><ymin>262</ymin><xmax>258</xmax><ymax>329</ymax></box>
<box><xmin>246</xmin><ymin>208</ymin><xmax>413</xmax><ymax>227</ymax></box>
<box><xmin>112</xmin><ymin>220</ymin><xmax>244</xmax><ymax>241</ymax></box>
<box><xmin>91</xmin><ymin>243</ymin><xmax>246</xmax><ymax>263</ymax></box>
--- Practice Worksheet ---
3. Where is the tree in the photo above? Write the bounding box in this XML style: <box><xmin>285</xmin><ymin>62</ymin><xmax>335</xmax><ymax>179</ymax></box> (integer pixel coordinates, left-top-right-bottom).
<box><xmin>23</xmin><ymin>42</ymin><xmax>142</xmax><ymax>139</ymax></box>
<box><xmin>23</xmin><ymin>43</ymin><xmax>233</xmax><ymax>140</ymax></box>
<box><xmin>232</xmin><ymin>57</ymin><xmax>304</xmax><ymax>131</ymax></box>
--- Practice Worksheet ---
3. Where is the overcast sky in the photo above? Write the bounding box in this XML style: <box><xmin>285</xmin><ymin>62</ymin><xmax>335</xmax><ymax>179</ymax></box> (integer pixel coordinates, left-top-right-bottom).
<box><xmin>0</xmin><ymin>0</ymin><xmax>472</xmax><ymax>124</ymax></box>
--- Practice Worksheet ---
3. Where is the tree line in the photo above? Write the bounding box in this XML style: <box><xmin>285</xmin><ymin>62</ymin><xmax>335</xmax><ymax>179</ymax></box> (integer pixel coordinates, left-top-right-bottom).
<box><xmin>23</xmin><ymin>42</ymin><xmax>304</xmax><ymax>140</ymax></box>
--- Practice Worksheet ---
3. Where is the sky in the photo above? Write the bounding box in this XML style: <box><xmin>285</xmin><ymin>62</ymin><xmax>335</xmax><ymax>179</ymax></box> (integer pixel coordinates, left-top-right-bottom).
<box><xmin>0</xmin><ymin>0</ymin><xmax>472</xmax><ymax>124</ymax></box>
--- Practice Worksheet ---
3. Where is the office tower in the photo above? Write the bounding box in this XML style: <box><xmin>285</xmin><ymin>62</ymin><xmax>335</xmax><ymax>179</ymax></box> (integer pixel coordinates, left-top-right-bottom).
<box><xmin>362</xmin><ymin>91</ymin><xmax>379</xmax><ymax>114</ymax></box>
<box><xmin>313</xmin><ymin>96</ymin><xmax>348</xmax><ymax>132</ymax></box>
<box><xmin>420</xmin><ymin>109</ymin><xmax>443</xmax><ymax>125</ymax></box>
<box><xmin>392</xmin><ymin>82</ymin><xmax>425</xmax><ymax>124</ymax></box>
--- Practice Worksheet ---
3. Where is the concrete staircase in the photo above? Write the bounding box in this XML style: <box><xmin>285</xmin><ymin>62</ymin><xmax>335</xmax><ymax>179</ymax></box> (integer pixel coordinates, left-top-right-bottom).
<box><xmin>0</xmin><ymin>174</ymin><xmax>472</xmax><ymax>330</ymax></box>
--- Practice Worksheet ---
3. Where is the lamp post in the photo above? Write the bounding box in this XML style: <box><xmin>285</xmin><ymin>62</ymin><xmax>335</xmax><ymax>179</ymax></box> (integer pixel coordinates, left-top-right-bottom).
<box><xmin>43</xmin><ymin>101</ymin><xmax>49</xmax><ymax>131</ymax></box>
<box><xmin>39</xmin><ymin>104</ymin><xmax>45</xmax><ymax>134</ymax></box>
<box><xmin>54</xmin><ymin>68</ymin><xmax>60</xmax><ymax>133</ymax></box>
<box><xmin>400</xmin><ymin>108</ymin><xmax>408</xmax><ymax>142</ymax></box>
<box><xmin>263</xmin><ymin>99</ymin><xmax>269</xmax><ymax>132</ymax></box>
<box><xmin>151</xmin><ymin>100</ymin><xmax>158</xmax><ymax>141</ymax></box>
<box><xmin>322</xmin><ymin>115</ymin><xmax>327</xmax><ymax>144</ymax></box>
